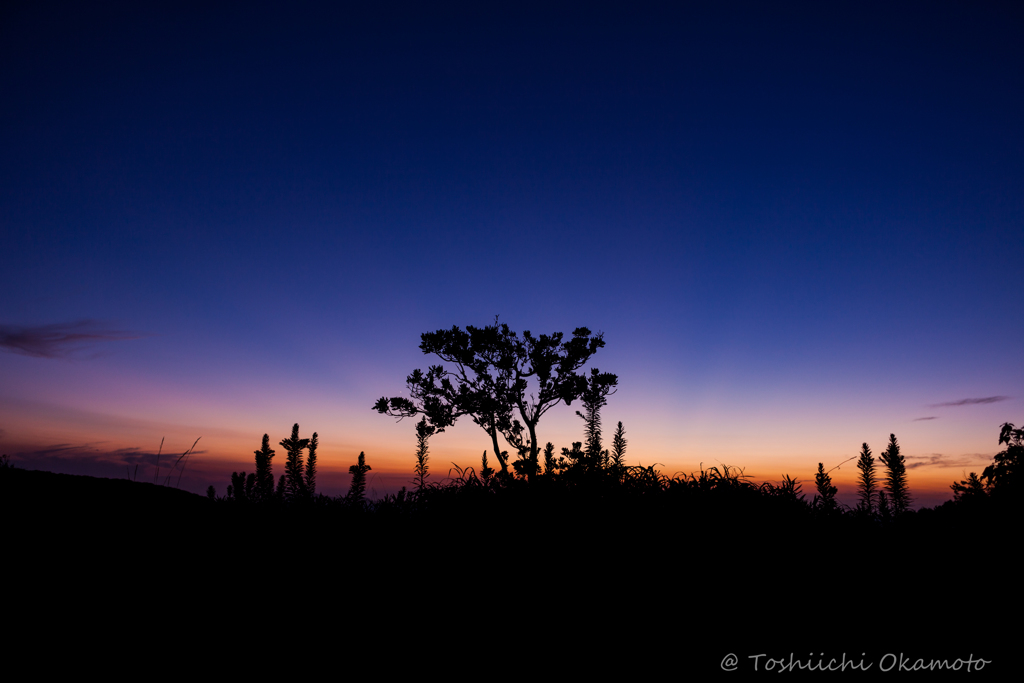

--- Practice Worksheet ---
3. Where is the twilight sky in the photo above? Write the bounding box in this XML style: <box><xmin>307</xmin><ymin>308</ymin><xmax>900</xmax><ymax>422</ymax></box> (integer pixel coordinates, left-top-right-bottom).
<box><xmin>2</xmin><ymin>1</ymin><xmax>1021</xmax><ymax>507</ymax></box>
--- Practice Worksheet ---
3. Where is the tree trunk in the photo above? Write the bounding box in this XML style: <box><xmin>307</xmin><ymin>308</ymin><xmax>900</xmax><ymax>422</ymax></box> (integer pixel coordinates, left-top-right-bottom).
<box><xmin>490</xmin><ymin>427</ymin><xmax>508</xmax><ymax>474</ymax></box>
<box><xmin>527</xmin><ymin>420</ymin><xmax>539</xmax><ymax>481</ymax></box>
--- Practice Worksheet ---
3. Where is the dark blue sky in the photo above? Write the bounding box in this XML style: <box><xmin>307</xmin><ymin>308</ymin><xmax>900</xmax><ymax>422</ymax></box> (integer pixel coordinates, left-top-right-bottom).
<box><xmin>2</xmin><ymin>1</ymin><xmax>1021</xmax><ymax>505</ymax></box>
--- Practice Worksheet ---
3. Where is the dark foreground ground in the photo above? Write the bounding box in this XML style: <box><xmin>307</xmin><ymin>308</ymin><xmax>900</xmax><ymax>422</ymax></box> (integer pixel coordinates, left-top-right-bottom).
<box><xmin>3</xmin><ymin>467</ymin><xmax>1016</xmax><ymax>677</ymax></box>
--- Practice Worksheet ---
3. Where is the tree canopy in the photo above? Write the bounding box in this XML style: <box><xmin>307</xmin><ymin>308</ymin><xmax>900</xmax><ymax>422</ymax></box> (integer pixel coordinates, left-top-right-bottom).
<box><xmin>374</xmin><ymin>318</ymin><xmax>614</xmax><ymax>476</ymax></box>
<box><xmin>985</xmin><ymin>422</ymin><xmax>1023</xmax><ymax>498</ymax></box>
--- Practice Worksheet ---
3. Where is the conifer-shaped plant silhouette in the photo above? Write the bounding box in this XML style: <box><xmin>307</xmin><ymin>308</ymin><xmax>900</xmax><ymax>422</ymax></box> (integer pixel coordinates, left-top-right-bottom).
<box><xmin>610</xmin><ymin>422</ymin><xmax>627</xmax><ymax>473</ymax></box>
<box><xmin>254</xmin><ymin>434</ymin><xmax>276</xmax><ymax>503</ymax></box>
<box><xmin>951</xmin><ymin>471</ymin><xmax>988</xmax><ymax>502</ymax></box>
<box><xmin>229</xmin><ymin>471</ymin><xmax>256</xmax><ymax>502</ymax></box>
<box><xmin>855</xmin><ymin>442</ymin><xmax>876</xmax><ymax>515</ymax></box>
<box><xmin>280</xmin><ymin>423</ymin><xmax>310</xmax><ymax>502</ymax></box>
<box><xmin>305</xmin><ymin>432</ymin><xmax>318</xmax><ymax>498</ymax></box>
<box><xmin>813</xmin><ymin>462</ymin><xmax>838</xmax><ymax>511</ymax></box>
<box><xmin>879</xmin><ymin>433</ymin><xmax>910</xmax><ymax>514</ymax></box>
<box><xmin>542</xmin><ymin>442</ymin><xmax>555</xmax><ymax>476</ymax></box>
<box><xmin>228</xmin><ymin>471</ymin><xmax>240</xmax><ymax>501</ymax></box>
<box><xmin>877</xmin><ymin>489</ymin><xmax>891</xmax><ymax>521</ymax></box>
<box><xmin>575</xmin><ymin>368</ymin><xmax>617</xmax><ymax>471</ymax></box>
<box><xmin>348</xmin><ymin>451</ymin><xmax>371</xmax><ymax>504</ymax></box>
<box><xmin>480</xmin><ymin>450</ymin><xmax>494</xmax><ymax>484</ymax></box>
<box><xmin>413</xmin><ymin>417</ymin><xmax>433</xmax><ymax>491</ymax></box>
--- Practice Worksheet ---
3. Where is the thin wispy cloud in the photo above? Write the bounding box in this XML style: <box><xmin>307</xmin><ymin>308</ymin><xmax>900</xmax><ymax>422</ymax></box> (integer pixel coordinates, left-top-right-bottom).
<box><xmin>928</xmin><ymin>396</ymin><xmax>1010</xmax><ymax>408</ymax></box>
<box><xmin>0</xmin><ymin>320</ymin><xmax>144</xmax><ymax>358</ymax></box>
<box><xmin>13</xmin><ymin>443</ymin><xmax>208</xmax><ymax>462</ymax></box>
<box><xmin>13</xmin><ymin>443</ymin><xmax>148</xmax><ymax>462</ymax></box>
<box><xmin>913</xmin><ymin>416</ymin><xmax>938</xmax><ymax>421</ymax></box>
<box><xmin>905</xmin><ymin>453</ymin><xmax>993</xmax><ymax>470</ymax></box>
<box><xmin>5</xmin><ymin>441</ymin><xmax>211</xmax><ymax>492</ymax></box>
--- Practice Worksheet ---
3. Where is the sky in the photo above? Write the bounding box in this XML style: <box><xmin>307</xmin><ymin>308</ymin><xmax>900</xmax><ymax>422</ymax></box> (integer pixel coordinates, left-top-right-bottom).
<box><xmin>2</xmin><ymin>1</ymin><xmax>1022</xmax><ymax>508</ymax></box>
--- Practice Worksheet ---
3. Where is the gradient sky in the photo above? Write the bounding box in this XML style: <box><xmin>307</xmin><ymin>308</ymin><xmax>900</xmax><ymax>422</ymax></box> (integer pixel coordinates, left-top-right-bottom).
<box><xmin>2</xmin><ymin>1</ymin><xmax>1022</xmax><ymax>507</ymax></box>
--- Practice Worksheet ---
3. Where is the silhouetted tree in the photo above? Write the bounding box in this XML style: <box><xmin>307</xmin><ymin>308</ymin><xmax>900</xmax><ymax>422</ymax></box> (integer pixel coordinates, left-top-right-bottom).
<box><xmin>375</xmin><ymin>319</ymin><xmax>613</xmax><ymax>478</ymax></box>
<box><xmin>305</xmin><ymin>432</ymin><xmax>318</xmax><ymax>497</ymax></box>
<box><xmin>982</xmin><ymin>422</ymin><xmax>1023</xmax><ymax>499</ymax></box>
<box><xmin>560</xmin><ymin>442</ymin><xmax>585</xmax><ymax>472</ymax></box>
<box><xmin>207</xmin><ymin>485</ymin><xmax>216</xmax><ymax>500</ymax></box>
<box><xmin>348</xmin><ymin>451</ymin><xmax>370</xmax><ymax>504</ymax></box>
<box><xmin>813</xmin><ymin>462</ymin><xmax>838</xmax><ymax>512</ymax></box>
<box><xmin>542</xmin><ymin>442</ymin><xmax>556</xmax><ymax>476</ymax></box>
<box><xmin>280</xmin><ymin>423</ymin><xmax>310</xmax><ymax>501</ymax></box>
<box><xmin>480</xmin><ymin>451</ymin><xmax>494</xmax><ymax>484</ymax></box>
<box><xmin>877</xmin><ymin>489</ymin><xmax>891</xmax><ymax>521</ymax></box>
<box><xmin>254</xmin><ymin>434</ymin><xmax>276</xmax><ymax>503</ymax></box>
<box><xmin>575</xmin><ymin>368</ymin><xmax>617</xmax><ymax>471</ymax></box>
<box><xmin>855</xmin><ymin>442</ymin><xmax>876</xmax><ymax>514</ymax></box>
<box><xmin>879</xmin><ymin>433</ymin><xmax>910</xmax><ymax>514</ymax></box>
<box><xmin>512</xmin><ymin>443</ymin><xmax>538</xmax><ymax>478</ymax></box>
<box><xmin>414</xmin><ymin>417</ymin><xmax>434</xmax><ymax>491</ymax></box>
<box><xmin>610</xmin><ymin>422</ymin><xmax>627</xmax><ymax>472</ymax></box>
<box><xmin>950</xmin><ymin>422</ymin><xmax>1024</xmax><ymax>504</ymax></box>
<box><xmin>374</xmin><ymin>341</ymin><xmax>512</xmax><ymax>474</ymax></box>
<box><xmin>228</xmin><ymin>471</ymin><xmax>255</xmax><ymax>502</ymax></box>
<box><xmin>951</xmin><ymin>471</ymin><xmax>988</xmax><ymax>502</ymax></box>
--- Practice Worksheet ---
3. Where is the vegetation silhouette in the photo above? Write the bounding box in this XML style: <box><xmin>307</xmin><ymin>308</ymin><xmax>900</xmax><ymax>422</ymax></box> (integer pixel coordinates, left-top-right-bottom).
<box><xmin>348</xmin><ymin>451</ymin><xmax>370</xmax><ymax>505</ymax></box>
<box><xmin>413</xmin><ymin>417</ymin><xmax>433</xmax><ymax>491</ymax></box>
<box><xmin>951</xmin><ymin>422</ymin><xmax>1023</xmax><ymax>506</ymax></box>
<box><xmin>281</xmin><ymin>423</ymin><xmax>311</xmax><ymax>501</ymax></box>
<box><xmin>984</xmin><ymin>422</ymin><xmax>1023</xmax><ymax>498</ymax></box>
<box><xmin>879</xmin><ymin>433</ymin><xmax>911</xmax><ymax>514</ymax></box>
<box><xmin>186</xmin><ymin>324</ymin><xmax>1016</xmax><ymax>574</ymax></box>
<box><xmin>877</xmin><ymin>488</ymin><xmax>892</xmax><ymax>521</ymax></box>
<box><xmin>374</xmin><ymin>318</ymin><xmax>613</xmax><ymax>478</ymax></box>
<box><xmin>855</xmin><ymin>442</ymin><xmax>877</xmax><ymax>515</ymax></box>
<box><xmin>306</xmin><ymin>431</ymin><xmax>318</xmax><ymax>498</ymax></box>
<box><xmin>4</xmin><ymin>322</ymin><xmax>1018</xmax><ymax>667</ymax></box>
<box><xmin>610</xmin><ymin>421</ymin><xmax>627</xmax><ymax>477</ymax></box>
<box><xmin>813</xmin><ymin>462</ymin><xmax>838</xmax><ymax>513</ymax></box>
<box><xmin>479</xmin><ymin>450</ymin><xmax>494</xmax><ymax>484</ymax></box>
<box><xmin>575</xmin><ymin>367</ymin><xmax>617</xmax><ymax>473</ymax></box>
<box><xmin>254</xmin><ymin>434</ymin><xmax>275</xmax><ymax>502</ymax></box>
<box><xmin>541</xmin><ymin>442</ymin><xmax>555</xmax><ymax>476</ymax></box>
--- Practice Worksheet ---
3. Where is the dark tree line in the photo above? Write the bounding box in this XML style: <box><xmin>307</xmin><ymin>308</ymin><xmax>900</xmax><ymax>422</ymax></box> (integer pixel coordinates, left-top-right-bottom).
<box><xmin>201</xmin><ymin>320</ymin><xmax>1019</xmax><ymax>532</ymax></box>
<box><xmin>951</xmin><ymin>422</ymin><xmax>1023</xmax><ymax>503</ymax></box>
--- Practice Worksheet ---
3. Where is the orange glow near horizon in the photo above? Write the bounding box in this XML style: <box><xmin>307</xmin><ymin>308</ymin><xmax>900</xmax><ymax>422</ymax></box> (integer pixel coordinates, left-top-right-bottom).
<box><xmin>3</xmin><ymin>392</ymin><xmax>998</xmax><ymax>510</ymax></box>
